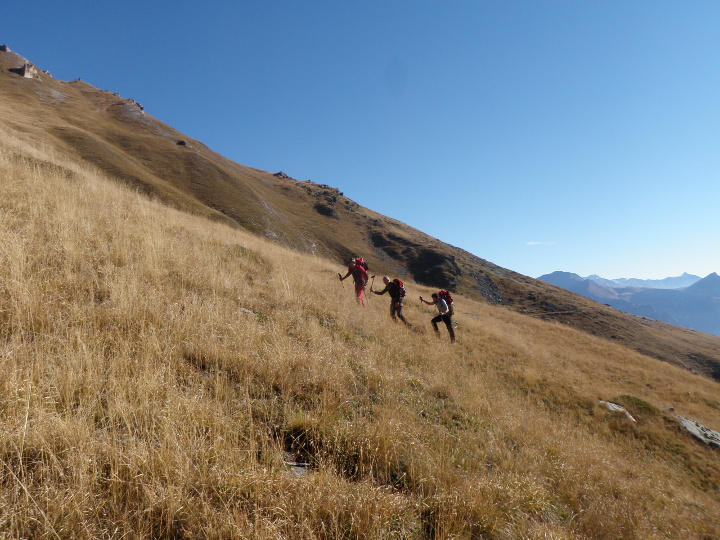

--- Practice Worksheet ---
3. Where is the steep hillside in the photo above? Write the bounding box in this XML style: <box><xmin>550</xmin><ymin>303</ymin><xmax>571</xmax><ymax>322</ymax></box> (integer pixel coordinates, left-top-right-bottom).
<box><xmin>2</xmin><ymin>119</ymin><xmax>720</xmax><ymax>539</ymax></box>
<box><xmin>3</xmin><ymin>45</ymin><xmax>720</xmax><ymax>380</ymax></box>
<box><xmin>0</xmin><ymin>45</ymin><xmax>471</xmax><ymax>290</ymax></box>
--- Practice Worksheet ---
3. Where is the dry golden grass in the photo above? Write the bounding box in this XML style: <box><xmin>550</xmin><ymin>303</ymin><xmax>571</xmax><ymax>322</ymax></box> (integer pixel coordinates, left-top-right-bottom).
<box><xmin>1</xmin><ymin>124</ymin><xmax>719</xmax><ymax>539</ymax></box>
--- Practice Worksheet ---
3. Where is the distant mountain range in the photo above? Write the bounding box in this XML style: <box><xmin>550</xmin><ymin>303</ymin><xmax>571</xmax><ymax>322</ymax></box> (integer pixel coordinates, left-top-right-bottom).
<box><xmin>539</xmin><ymin>271</ymin><xmax>720</xmax><ymax>336</ymax></box>
<box><xmin>584</xmin><ymin>273</ymin><xmax>701</xmax><ymax>289</ymax></box>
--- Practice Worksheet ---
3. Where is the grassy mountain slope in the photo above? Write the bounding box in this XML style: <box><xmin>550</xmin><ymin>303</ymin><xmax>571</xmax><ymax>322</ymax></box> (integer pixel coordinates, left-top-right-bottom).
<box><xmin>3</xmin><ymin>47</ymin><xmax>720</xmax><ymax>382</ymax></box>
<box><xmin>2</xmin><ymin>104</ymin><xmax>720</xmax><ymax>538</ymax></box>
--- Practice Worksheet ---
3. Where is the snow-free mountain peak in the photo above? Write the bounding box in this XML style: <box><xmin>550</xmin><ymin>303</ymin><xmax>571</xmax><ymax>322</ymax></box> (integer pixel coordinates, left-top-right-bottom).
<box><xmin>685</xmin><ymin>272</ymin><xmax>720</xmax><ymax>297</ymax></box>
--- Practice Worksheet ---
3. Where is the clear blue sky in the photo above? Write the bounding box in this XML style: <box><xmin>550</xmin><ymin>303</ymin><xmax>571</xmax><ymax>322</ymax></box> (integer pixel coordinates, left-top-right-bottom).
<box><xmin>4</xmin><ymin>1</ymin><xmax>720</xmax><ymax>279</ymax></box>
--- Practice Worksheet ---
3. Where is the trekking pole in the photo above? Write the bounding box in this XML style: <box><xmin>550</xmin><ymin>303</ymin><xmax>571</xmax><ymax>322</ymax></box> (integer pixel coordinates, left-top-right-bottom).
<box><xmin>368</xmin><ymin>275</ymin><xmax>375</xmax><ymax>304</ymax></box>
<box><xmin>338</xmin><ymin>273</ymin><xmax>345</xmax><ymax>289</ymax></box>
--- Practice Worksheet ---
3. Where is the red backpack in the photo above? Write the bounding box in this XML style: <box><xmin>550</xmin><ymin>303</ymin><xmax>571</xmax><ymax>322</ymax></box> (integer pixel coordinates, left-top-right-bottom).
<box><xmin>349</xmin><ymin>258</ymin><xmax>368</xmax><ymax>284</ymax></box>
<box><xmin>354</xmin><ymin>257</ymin><xmax>369</xmax><ymax>271</ymax></box>
<box><xmin>393</xmin><ymin>279</ymin><xmax>406</xmax><ymax>297</ymax></box>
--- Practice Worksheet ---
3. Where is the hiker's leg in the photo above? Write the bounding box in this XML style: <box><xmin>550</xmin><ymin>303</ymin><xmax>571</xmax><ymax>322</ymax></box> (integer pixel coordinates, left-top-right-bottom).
<box><xmin>390</xmin><ymin>304</ymin><xmax>398</xmax><ymax>321</ymax></box>
<box><xmin>431</xmin><ymin>315</ymin><xmax>441</xmax><ymax>333</ymax></box>
<box><xmin>396</xmin><ymin>303</ymin><xmax>409</xmax><ymax>325</ymax></box>
<box><xmin>443</xmin><ymin>315</ymin><xmax>456</xmax><ymax>342</ymax></box>
<box><xmin>356</xmin><ymin>284</ymin><xmax>365</xmax><ymax>306</ymax></box>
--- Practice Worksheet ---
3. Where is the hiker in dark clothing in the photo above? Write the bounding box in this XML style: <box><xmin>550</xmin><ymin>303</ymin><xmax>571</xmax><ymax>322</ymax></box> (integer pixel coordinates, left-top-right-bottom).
<box><xmin>420</xmin><ymin>293</ymin><xmax>455</xmax><ymax>343</ymax></box>
<box><xmin>371</xmin><ymin>276</ymin><xmax>412</xmax><ymax>327</ymax></box>
<box><xmin>340</xmin><ymin>257</ymin><xmax>368</xmax><ymax>306</ymax></box>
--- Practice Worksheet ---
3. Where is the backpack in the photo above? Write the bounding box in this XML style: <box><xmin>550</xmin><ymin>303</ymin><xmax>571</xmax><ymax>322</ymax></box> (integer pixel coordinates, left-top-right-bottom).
<box><xmin>355</xmin><ymin>265</ymin><xmax>368</xmax><ymax>284</ymax></box>
<box><xmin>349</xmin><ymin>259</ymin><xmax>368</xmax><ymax>284</ymax></box>
<box><xmin>393</xmin><ymin>278</ymin><xmax>406</xmax><ymax>298</ymax></box>
<box><xmin>354</xmin><ymin>257</ymin><xmax>369</xmax><ymax>272</ymax></box>
<box><xmin>438</xmin><ymin>290</ymin><xmax>454</xmax><ymax>316</ymax></box>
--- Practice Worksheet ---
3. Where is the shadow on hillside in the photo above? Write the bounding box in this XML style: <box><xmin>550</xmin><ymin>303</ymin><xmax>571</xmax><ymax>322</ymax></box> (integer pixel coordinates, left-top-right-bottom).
<box><xmin>371</xmin><ymin>231</ymin><xmax>461</xmax><ymax>290</ymax></box>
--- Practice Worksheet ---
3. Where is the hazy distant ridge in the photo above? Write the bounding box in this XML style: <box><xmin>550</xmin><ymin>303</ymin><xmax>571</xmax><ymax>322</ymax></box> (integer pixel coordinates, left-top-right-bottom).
<box><xmin>584</xmin><ymin>273</ymin><xmax>701</xmax><ymax>289</ymax></box>
<box><xmin>539</xmin><ymin>271</ymin><xmax>720</xmax><ymax>336</ymax></box>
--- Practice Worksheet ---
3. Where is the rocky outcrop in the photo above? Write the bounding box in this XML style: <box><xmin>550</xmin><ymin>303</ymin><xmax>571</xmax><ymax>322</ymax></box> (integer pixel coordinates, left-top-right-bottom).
<box><xmin>9</xmin><ymin>62</ymin><xmax>40</xmax><ymax>79</ymax></box>
<box><xmin>125</xmin><ymin>98</ymin><xmax>145</xmax><ymax>113</ymax></box>
<box><xmin>470</xmin><ymin>270</ymin><xmax>503</xmax><ymax>304</ymax></box>
<box><xmin>370</xmin><ymin>230</ymin><xmax>462</xmax><ymax>290</ymax></box>
<box><xmin>677</xmin><ymin>415</ymin><xmax>720</xmax><ymax>449</ymax></box>
<box><xmin>18</xmin><ymin>63</ymin><xmax>39</xmax><ymax>78</ymax></box>
<box><xmin>3</xmin><ymin>45</ymin><xmax>46</xmax><ymax>79</ymax></box>
<box><xmin>301</xmin><ymin>182</ymin><xmax>342</xmax><ymax>219</ymax></box>
<box><xmin>313</xmin><ymin>191</ymin><xmax>339</xmax><ymax>218</ymax></box>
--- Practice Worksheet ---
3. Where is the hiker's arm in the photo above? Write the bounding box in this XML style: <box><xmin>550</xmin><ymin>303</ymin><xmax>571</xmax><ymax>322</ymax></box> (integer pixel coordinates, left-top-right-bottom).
<box><xmin>373</xmin><ymin>286</ymin><xmax>388</xmax><ymax>295</ymax></box>
<box><xmin>419</xmin><ymin>296</ymin><xmax>435</xmax><ymax>306</ymax></box>
<box><xmin>339</xmin><ymin>270</ymin><xmax>351</xmax><ymax>281</ymax></box>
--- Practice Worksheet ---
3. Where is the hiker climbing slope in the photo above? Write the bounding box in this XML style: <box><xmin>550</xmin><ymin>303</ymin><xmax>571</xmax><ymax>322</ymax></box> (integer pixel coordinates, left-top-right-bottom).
<box><xmin>372</xmin><ymin>276</ymin><xmax>412</xmax><ymax>327</ymax></box>
<box><xmin>438</xmin><ymin>289</ymin><xmax>454</xmax><ymax>317</ymax></box>
<box><xmin>420</xmin><ymin>292</ymin><xmax>455</xmax><ymax>343</ymax></box>
<box><xmin>339</xmin><ymin>257</ymin><xmax>369</xmax><ymax>306</ymax></box>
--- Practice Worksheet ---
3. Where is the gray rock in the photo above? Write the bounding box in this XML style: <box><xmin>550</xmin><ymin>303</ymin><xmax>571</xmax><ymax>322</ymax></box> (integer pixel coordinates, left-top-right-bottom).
<box><xmin>677</xmin><ymin>415</ymin><xmax>720</xmax><ymax>449</ymax></box>
<box><xmin>9</xmin><ymin>62</ymin><xmax>39</xmax><ymax>79</ymax></box>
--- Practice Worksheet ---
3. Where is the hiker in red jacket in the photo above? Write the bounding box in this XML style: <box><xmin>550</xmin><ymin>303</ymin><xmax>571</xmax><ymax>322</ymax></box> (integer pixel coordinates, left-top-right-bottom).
<box><xmin>339</xmin><ymin>257</ymin><xmax>369</xmax><ymax>306</ymax></box>
<box><xmin>371</xmin><ymin>276</ymin><xmax>412</xmax><ymax>327</ymax></box>
<box><xmin>420</xmin><ymin>292</ymin><xmax>455</xmax><ymax>343</ymax></box>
